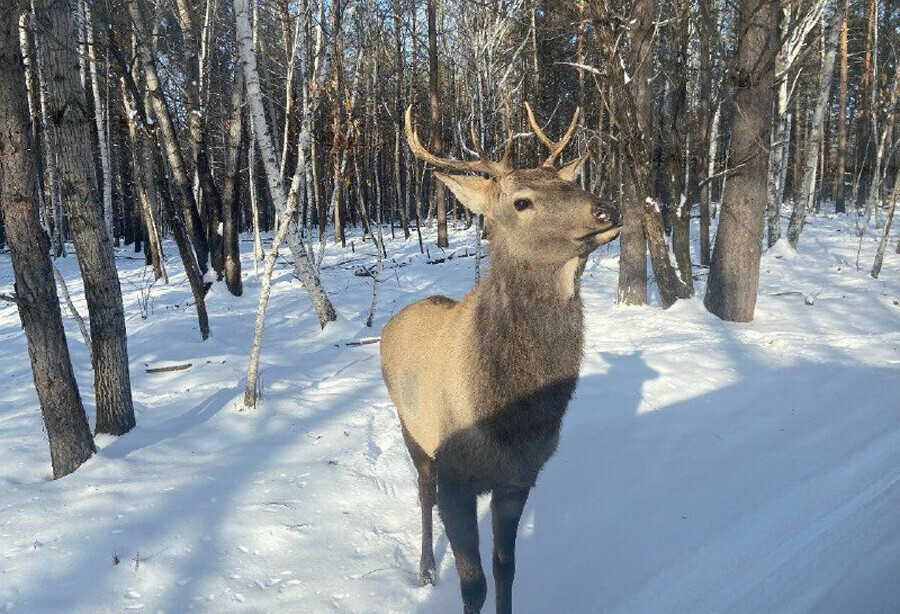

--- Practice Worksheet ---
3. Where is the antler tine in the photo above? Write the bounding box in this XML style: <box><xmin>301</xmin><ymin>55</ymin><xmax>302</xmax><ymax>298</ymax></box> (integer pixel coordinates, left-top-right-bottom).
<box><xmin>469</xmin><ymin>122</ymin><xmax>489</xmax><ymax>161</ymax></box>
<box><xmin>405</xmin><ymin>106</ymin><xmax>504</xmax><ymax>177</ymax></box>
<box><xmin>524</xmin><ymin>102</ymin><xmax>582</xmax><ymax>168</ymax></box>
<box><xmin>546</xmin><ymin>106</ymin><xmax>581</xmax><ymax>166</ymax></box>
<box><xmin>524</xmin><ymin>102</ymin><xmax>556</xmax><ymax>151</ymax></box>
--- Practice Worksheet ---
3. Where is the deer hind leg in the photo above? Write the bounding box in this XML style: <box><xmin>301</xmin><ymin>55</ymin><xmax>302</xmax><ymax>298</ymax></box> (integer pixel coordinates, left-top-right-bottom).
<box><xmin>437</xmin><ymin>473</ymin><xmax>487</xmax><ymax>614</ymax></box>
<box><xmin>401</xmin><ymin>424</ymin><xmax>436</xmax><ymax>585</ymax></box>
<box><xmin>491</xmin><ymin>487</ymin><xmax>530</xmax><ymax>614</ymax></box>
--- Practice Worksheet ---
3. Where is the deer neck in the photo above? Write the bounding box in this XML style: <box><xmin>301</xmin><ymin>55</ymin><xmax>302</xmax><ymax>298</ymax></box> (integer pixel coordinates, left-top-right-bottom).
<box><xmin>471</xmin><ymin>249</ymin><xmax>585</xmax><ymax>442</ymax></box>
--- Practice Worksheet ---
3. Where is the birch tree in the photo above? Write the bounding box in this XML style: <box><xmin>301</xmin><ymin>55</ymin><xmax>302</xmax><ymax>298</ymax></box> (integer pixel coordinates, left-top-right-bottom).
<box><xmin>235</xmin><ymin>0</ymin><xmax>336</xmax><ymax>330</ymax></box>
<box><xmin>122</xmin><ymin>0</ymin><xmax>211</xmax><ymax>339</ymax></box>
<box><xmin>787</xmin><ymin>3</ymin><xmax>843</xmax><ymax>248</ymax></box>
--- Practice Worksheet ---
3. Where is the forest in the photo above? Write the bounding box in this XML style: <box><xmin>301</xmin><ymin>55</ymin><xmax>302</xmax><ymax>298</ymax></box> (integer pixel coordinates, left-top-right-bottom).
<box><xmin>0</xmin><ymin>0</ymin><xmax>898</xmax><ymax>612</ymax></box>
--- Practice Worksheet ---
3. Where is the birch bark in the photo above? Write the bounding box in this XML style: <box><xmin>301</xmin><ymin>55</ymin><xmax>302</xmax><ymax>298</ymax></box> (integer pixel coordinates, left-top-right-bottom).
<box><xmin>235</xmin><ymin>0</ymin><xmax>336</xmax><ymax>329</ymax></box>
<box><xmin>787</xmin><ymin>5</ymin><xmax>843</xmax><ymax>248</ymax></box>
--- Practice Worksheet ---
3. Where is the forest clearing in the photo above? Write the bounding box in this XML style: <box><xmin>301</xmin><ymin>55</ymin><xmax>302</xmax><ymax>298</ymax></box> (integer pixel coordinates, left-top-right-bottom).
<box><xmin>1</xmin><ymin>0</ymin><xmax>899</xmax><ymax>611</ymax></box>
<box><xmin>1</xmin><ymin>217</ymin><xmax>899</xmax><ymax>613</ymax></box>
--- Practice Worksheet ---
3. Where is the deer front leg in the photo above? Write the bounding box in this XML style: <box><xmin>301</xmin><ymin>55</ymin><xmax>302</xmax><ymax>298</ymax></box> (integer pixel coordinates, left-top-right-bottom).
<box><xmin>437</xmin><ymin>474</ymin><xmax>487</xmax><ymax>614</ymax></box>
<box><xmin>491</xmin><ymin>486</ymin><xmax>530</xmax><ymax>614</ymax></box>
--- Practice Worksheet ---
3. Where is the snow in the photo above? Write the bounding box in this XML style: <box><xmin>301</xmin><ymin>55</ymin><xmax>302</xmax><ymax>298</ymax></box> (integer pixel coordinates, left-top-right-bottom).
<box><xmin>1</xmin><ymin>214</ymin><xmax>899</xmax><ymax>613</ymax></box>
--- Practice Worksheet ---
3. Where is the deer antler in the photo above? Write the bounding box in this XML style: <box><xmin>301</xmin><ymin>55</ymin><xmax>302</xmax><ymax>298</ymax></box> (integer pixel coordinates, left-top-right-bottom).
<box><xmin>405</xmin><ymin>106</ymin><xmax>513</xmax><ymax>177</ymax></box>
<box><xmin>524</xmin><ymin>102</ymin><xmax>581</xmax><ymax>168</ymax></box>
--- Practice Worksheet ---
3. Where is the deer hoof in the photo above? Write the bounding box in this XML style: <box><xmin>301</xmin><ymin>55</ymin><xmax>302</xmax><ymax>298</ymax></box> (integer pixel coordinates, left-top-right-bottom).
<box><xmin>419</xmin><ymin>566</ymin><xmax>436</xmax><ymax>587</ymax></box>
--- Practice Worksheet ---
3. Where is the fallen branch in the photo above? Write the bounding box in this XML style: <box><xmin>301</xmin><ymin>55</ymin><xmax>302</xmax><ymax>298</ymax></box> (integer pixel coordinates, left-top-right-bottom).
<box><xmin>340</xmin><ymin>337</ymin><xmax>381</xmax><ymax>347</ymax></box>
<box><xmin>145</xmin><ymin>363</ymin><xmax>193</xmax><ymax>374</ymax></box>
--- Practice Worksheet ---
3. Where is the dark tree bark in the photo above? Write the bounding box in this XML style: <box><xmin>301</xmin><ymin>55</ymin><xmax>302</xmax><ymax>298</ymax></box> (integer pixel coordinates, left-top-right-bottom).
<box><xmin>120</xmin><ymin>0</ymin><xmax>211</xmax><ymax>339</ymax></box>
<box><xmin>35</xmin><ymin>0</ymin><xmax>136</xmax><ymax>435</ymax></box>
<box><xmin>616</xmin><ymin>0</ymin><xmax>652</xmax><ymax>305</ymax></box>
<box><xmin>704</xmin><ymin>0</ymin><xmax>778</xmax><ymax>322</ymax></box>
<box><xmin>697</xmin><ymin>0</ymin><xmax>714</xmax><ymax>266</ymax></box>
<box><xmin>126</xmin><ymin>0</ymin><xmax>209</xmax><ymax>274</ymax></box>
<box><xmin>0</xmin><ymin>2</ymin><xmax>94</xmax><ymax>477</ymax></box>
<box><xmin>834</xmin><ymin>0</ymin><xmax>849</xmax><ymax>213</ymax></box>
<box><xmin>427</xmin><ymin>0</ymin><xmax>448</xmax><ymax>248</ymax></box>
<box><xmin>222</xmin><ymin>68</ymin><xmax>246</xmax><ymax>297</ymax></box>
<box><xmin>661</xmin><ymin>14</ymin><xmax>693</xmax><ymax>295</ymax></box>
<box><xmin>174</xmin><ymin>0</ymin><xmax>221</xmax><ymax>277</ymax></box>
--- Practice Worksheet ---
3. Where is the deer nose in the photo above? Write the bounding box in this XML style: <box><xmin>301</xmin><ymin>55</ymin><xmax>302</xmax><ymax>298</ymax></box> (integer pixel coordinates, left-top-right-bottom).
<box><xmin>592</xmin><ymin>202</ymin><xmax>619</xmax><ymax>226</ymax></box>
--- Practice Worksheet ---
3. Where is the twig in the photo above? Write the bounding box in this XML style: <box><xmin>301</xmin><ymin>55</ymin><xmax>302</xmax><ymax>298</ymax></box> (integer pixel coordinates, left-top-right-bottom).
<box><xmin>52</xmin><ymin>263</ymin><xmax>92</xmax><ymax>361</ymax></box>
<box><xmin>0</xmin><ymin>293</ymin><xmax>20</xmax><ymax>304</ymax></box>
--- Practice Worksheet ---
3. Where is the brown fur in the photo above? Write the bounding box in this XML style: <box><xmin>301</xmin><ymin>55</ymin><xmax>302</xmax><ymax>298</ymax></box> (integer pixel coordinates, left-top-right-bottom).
<box><xmin>381</xmin><ymin>114</ymin><xmax>620</xmax><ymax>613</ymax></box>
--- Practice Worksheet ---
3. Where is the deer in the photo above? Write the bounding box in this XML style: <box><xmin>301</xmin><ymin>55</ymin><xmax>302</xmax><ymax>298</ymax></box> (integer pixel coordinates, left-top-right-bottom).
<box><xmin>380</xmin><ymin>103</ymin><xmax>620</xmax><ymax>614</ymax></box>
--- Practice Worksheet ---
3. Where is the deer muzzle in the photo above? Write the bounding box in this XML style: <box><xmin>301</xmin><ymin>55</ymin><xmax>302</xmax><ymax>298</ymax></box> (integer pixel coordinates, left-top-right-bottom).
<box><xmin>591</xmin><ymin>201</ymin><xmax>620</xmax><ymax>228</ymax></box>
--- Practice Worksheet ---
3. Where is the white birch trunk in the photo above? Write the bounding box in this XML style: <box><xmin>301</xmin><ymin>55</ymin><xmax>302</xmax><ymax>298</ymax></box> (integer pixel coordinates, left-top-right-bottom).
<box><xmin>236</xmin><ymin>0</ymin><xmax>336</xmax><ymax>408</ymax></box>
<box><xmin>787</xmin><ymin>5</ymin><xmax>842</xmax><ymax>248</ymax></box>
<box><xmin>862</xmin><ymin>70</ymin><xmax>900</xmax><ymax>226</ymax></box>
<box><xmin>871</xmin><ymin>176</ymin><xmax>898</xmax><ymax>278</ymax></box>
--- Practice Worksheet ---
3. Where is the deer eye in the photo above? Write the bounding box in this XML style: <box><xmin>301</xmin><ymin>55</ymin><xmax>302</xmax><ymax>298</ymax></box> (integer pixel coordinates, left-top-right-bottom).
<box><xmin>513</xmin><ymin>198</ymin><xmax>533</xmax><ymax>212</ymax></box>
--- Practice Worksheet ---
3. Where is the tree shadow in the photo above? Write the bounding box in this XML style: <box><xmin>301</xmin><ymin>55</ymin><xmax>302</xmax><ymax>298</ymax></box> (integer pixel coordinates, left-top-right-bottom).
<box><xmin>6</xmin><ymin>362</ymin><xmax>384</xmax><ymax>613</ymax></box>
<box><xmin>415</xmin><ymin>351</ymin><xmax>900</xmax><ymax>613</ymax></box>
<box><xmin>100</xmin><ymin>387</ymin><xmax>239</xmax><ymax>460</ymax></box>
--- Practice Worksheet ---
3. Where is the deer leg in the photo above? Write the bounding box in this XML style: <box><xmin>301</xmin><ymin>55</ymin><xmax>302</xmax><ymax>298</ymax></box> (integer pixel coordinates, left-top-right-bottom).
<box><xmin>401</xmin><ymin>424</ymin><xmax>436</xmax><ymax>585</ymax></box>
<box><xmin>491</xmin><ymin>486</ymin><xmax>530</xmax><ymax>614</ymax></box>
<box><xmin>437</xmin><ymin>474</ymin><xmax>486</xmax><ymax>614</ymax></box>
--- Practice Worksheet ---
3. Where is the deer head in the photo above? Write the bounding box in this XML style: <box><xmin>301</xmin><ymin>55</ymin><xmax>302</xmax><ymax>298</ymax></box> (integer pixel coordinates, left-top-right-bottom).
<box><xmin>406</xmin><ymin>103</ymin><xmax>620</xmax><ymax>265</ymax></box>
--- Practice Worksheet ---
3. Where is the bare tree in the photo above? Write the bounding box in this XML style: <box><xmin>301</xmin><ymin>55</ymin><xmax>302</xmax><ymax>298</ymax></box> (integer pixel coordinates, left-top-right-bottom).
<box><xmin>235</xmin><ymin>0</ymin><xmax>336</xmax><ymax>330</ymax></box>
<box><xmin>35</xmin><ymin>0</ymin><xmax>136</xmax><ymax>435</ymax></box>
<box><xmin>427</xmin><ymin>0</ymin><xmax>448</xmax><ymax>248</ymax></box>
<box><xmin>787</xmin><ymin>2</ymin><xmax>843</xmax><ymax>248</ymax></box>
<box><xmin>120</xmin><ymin>0</ymin><xmax>211</xmax><ymax>339</ymax></box>
<box><xmin>871</xmin><ymin>177</ymin><xmax>898</xmax><ymax>279</ymax></box>
<box><xmin>704</xmin><ymin>0</ymin><xmax>778</xmax><ymax>322</ymax></box>
<box><xmin>1</xmin><ymin>1</ymin><xmax>94</xmax><ymax>477</ymax></box>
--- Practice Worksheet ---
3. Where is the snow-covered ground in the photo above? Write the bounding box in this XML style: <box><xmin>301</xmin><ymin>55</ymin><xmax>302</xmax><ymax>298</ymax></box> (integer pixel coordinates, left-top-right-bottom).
<box><xmin>1</xmin><ymin>214</ymin><xmax>898</xmax><ymax>614</ymax></box>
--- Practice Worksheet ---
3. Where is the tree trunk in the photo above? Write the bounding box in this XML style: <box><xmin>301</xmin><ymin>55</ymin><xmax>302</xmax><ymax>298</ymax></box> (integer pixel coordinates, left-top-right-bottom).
<box><xmin>174</xmin><ymin>0</ymin><xmax>221</xmax><ymax>277</ymax></box>
<box><xmin>0</xmin><ymin>3</ymin><xmax>95</xmax><ymax>477</ymax></box>
<box><xmin>704</xmin><ymin>0</ymin><xmax>777</xmax><ymax>322</ymax></box>
<box><xmin>767</xmin><ymin>2</ymin><xmax>792</xmax><ymax>247</ymax></box>
<box><xmin>127</xmin><ymin>0</ymin><xmax>209</xmax><ymax>274</ymax></box>
<box><xmin>871</xmin><ymin>177</ymin><xmax>898</xmax><ymax>279</ymax></box>
<box><xmin>222</xmin><ymin>67</ymin><xmax>246</xmax><ymax>297</ymax></box>
<box><xmin>862</xmin><ymin>68</ymin><xmax>900</xmax><ymax>225</ymax></box>
<box><xmin>235</xmin><ymin>0</ymin><xmax>336</xmax><ymax>329</ymax></box>
<box><xmin>787</xmin><ymin>6</ymin><xmax>843</xmax><ymax>248</ymax></box>
<box><xmin>427</xmin><ymin>0</ymin><xmax>448</xmax><ymax>248</ymax></box>
<box><xmin>697</xmin><ymin>0</ymin><xmax>713</xmax><ymax>266</ymax></box>
<box><xmin>27</xmin><ymin>7</ymin><xmax>66</xmax><ymax>257</ymax></box>
<box><xmin>616</xmin><ymin>0</ymin><xmax>651</xmax><ymax>305</ymax></box>
<box><xmin>83</xmin><ymin>1</ymin><xmax>113</xmax><ymax>242</ymax></box>
<box><xmin>36</xmin><ymin>0</ymin><xmax>136</xmax><ymax>435</ymax></box>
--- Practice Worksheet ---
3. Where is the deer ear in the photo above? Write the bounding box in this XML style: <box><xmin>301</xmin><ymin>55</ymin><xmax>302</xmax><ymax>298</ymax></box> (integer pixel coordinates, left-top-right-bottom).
<box><xmin>434</xmin><ymin>172</ymin><xmax>494</xmax><ymax>216</ymax></box>
<box><xmin>557</xmin><ymin>154</ymin><xmax>590</xmax><ymax>183</ymax></box>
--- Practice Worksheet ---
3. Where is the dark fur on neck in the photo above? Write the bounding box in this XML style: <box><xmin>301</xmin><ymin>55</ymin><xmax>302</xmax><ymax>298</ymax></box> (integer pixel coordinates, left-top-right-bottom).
<box><xmin>435</xmin><ymin>250</ymin><xmax>584</xmax><ymax>490</ymax></box>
